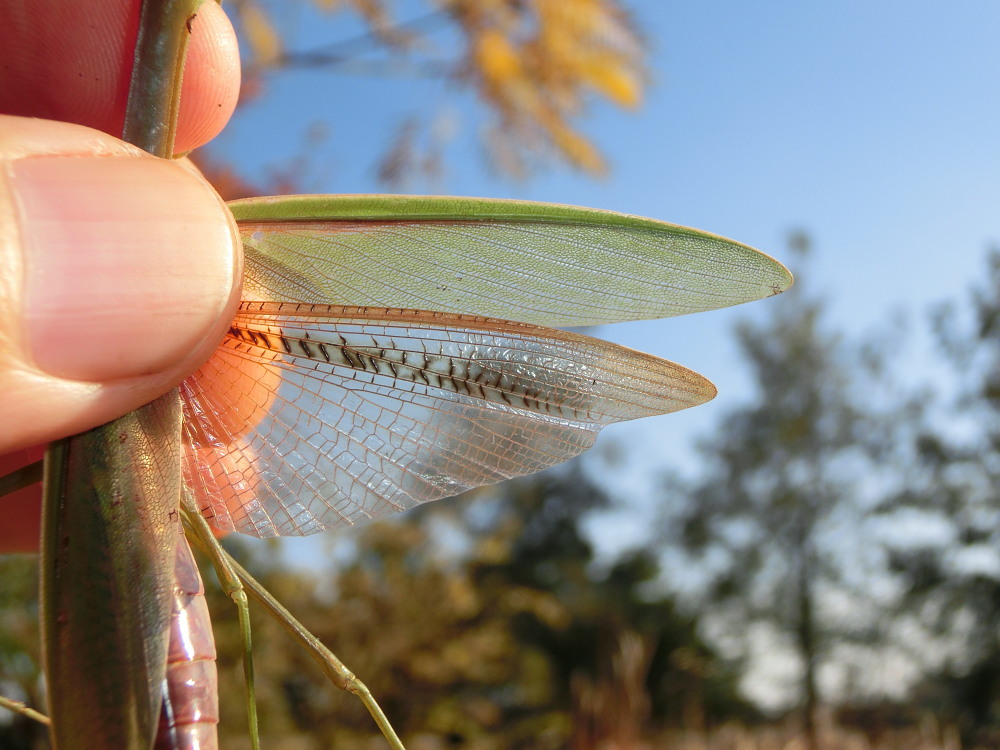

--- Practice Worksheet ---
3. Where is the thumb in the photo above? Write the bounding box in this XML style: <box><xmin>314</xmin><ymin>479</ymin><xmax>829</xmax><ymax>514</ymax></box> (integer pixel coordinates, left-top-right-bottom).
<box><xmin>0</xmin><ymin>116</ymin><xmax>241</xmax><ymax>452</ymax></box>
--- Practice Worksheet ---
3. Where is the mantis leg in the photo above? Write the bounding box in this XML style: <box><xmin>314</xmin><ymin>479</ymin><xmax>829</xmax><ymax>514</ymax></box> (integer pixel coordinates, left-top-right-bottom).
<box><xmin>179</xmin><ymin>504</ymin><xmax>406</xmax><ymax>750</ymax></box>
<box><xmin>179</xmin><ymin>500</ymin><xmax>260</xmax><ymax>750</ymax></box>
<box><xmin>0</xmin><ymin>696</ymin><xmax>50</xmax><ymax>727</ymax></box>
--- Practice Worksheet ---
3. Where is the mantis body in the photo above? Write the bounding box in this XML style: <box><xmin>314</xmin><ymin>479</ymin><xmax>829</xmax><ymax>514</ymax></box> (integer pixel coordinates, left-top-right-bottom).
<box><xmin>37</xmin><ymin>193</ymin><xmax>792</xmax><ymax>749</ymax></box>
<box><xmin>21</xmin><ymin>4</ymin><xmax>794</xmax><ymax>748</ymax></box>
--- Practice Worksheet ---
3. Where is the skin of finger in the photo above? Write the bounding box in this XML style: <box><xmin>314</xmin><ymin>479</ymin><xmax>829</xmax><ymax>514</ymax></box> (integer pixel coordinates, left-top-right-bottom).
<box><xmin>0</xmin><ymin>0</ymin><xmax>240</xmax><ymax>153</ymax></box>
<box><xmin>0</xmin><ymin>116</ymin><xmax>243</xmax><ymax>454</ymax></box>
<box><xmin>0</xmin><ymin>2</ymin><xmax>240</xmax><ymax>552</ymax></box>
<box><xmin>176</xmin><ymin>2</ymin><xmax>241</xmax><ymax>152</ymax></box>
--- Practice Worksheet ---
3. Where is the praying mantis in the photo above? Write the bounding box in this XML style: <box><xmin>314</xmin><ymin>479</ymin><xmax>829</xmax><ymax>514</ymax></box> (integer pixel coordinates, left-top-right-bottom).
<box><xmin>37</xmin><ymin>194</ymin><xmax>792</xmax><ymax>750</ymax></box>
<box><xmin>2</xmin><ymin>2</ymin><xmax>794</xmax><ymax>748</ymax></box>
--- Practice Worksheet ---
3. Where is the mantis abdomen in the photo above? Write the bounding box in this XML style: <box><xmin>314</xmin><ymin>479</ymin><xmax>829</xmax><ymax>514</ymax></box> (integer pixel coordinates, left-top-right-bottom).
<box><xmin>155</xmin><ymin>533</ymin><xmax>219</xmax><ymax>750</ymax></box>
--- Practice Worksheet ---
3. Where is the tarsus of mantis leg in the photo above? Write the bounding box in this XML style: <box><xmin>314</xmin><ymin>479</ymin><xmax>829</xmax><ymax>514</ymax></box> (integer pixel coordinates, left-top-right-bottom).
<box><xmin>0</xmin><ymin>695</ymin><xmax>51</xmax><ymax>726</ymax></box>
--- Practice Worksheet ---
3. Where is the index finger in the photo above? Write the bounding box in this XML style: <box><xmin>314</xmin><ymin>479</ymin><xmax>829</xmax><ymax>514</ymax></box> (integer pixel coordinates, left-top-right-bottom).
<box><xmin>0</xmin><ymin>0</ymin><xmax>240</xmax><ymax>152</ymax></box>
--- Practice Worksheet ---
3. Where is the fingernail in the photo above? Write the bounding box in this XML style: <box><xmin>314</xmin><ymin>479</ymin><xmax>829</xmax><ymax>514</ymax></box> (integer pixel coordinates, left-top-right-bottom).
<box><xmin>13</xmin><ymin>156</ymin><xmax>237</xmax><ymax>381</ymax></box>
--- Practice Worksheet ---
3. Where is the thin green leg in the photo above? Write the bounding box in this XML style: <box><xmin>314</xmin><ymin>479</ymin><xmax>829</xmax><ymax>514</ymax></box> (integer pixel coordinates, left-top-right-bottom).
<box><xmin>0</xmin><ymin>695</ymin><xmax>50</xmax><ymax>726</ymax></box>
<box><xmin>179</xmin><ymin>501</ymin><xmax>260</xmax><ymax>750</ymax></box>
<box><xmin>180</xmin><ymin>506</ymin><xmax>406</xmax><ymax>750</ymax></box>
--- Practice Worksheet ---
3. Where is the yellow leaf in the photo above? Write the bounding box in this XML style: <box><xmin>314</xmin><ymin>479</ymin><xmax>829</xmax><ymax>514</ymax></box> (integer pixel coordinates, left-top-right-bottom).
<box><xmin>475</xmin><ymin>28</ymin><xmax>523</xmax><ymax>84</ymax></box>
<box><xmin>241</xmin><ymin>3</ymin><xmax>283</xmax><ymax>66</ymax></box>
<box><xmin>585</xmin><ymin>62</ymin><xmax>642</xmax><ymax>108</ymax></box>
<box><xmin>556</xmin><ymin>127</ymin><xmax>607</xmax><ymax>175</ymax></box>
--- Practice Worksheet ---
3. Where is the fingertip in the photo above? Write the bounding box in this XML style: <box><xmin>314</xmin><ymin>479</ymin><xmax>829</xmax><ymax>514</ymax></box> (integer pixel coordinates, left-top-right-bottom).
<box><xmin>0</xmin><ymin>123</ymin><xmax>242</xmax><ymax>453</ymax></box>
<box><xmin>175</xmin><ymin>2</ymin><xmax>241</xmax><ymax>152</ymax></box>
<box><xmin>13</xmin><ymin>155</ymin><xmax>240</xmax><ymax>382</ymax></box>
<box><xmin>0</xmin><ymin>0</ymin><xmax>241</xmax><ymax>152</ymax></box>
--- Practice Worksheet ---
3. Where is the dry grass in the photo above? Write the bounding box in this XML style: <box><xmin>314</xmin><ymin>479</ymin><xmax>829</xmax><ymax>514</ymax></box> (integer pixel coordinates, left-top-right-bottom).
<box><xmin>635</xmin><ymin>719</ymin><xmax>966</xmax><ymax>750</ymax></box>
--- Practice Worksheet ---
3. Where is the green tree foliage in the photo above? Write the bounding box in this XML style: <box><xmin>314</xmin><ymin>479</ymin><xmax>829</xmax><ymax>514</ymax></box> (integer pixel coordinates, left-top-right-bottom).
<box><xmin>197</xmin><ymin>465</ymin><xmax>750</xmax><ymax>747</ymax></box>
<box><xmin>886</xmin><ymin>248</ymin><xmax>1000</xmax><ymax>745</ymax></box>
<box><xmin>662</xmin><ymin>235</ymin><xmax>893</xmax><ymax>750</ymax></box>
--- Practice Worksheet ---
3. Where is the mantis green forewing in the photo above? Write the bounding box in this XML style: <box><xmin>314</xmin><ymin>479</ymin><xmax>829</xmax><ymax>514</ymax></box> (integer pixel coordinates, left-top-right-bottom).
<box><xmin>40</xmin><ymin>1</ymin><xmax>200</xmax><ymax>748</ymax></box>
<box><xmin>41</xmin><ymin>399</ymin><xmax>182</xmax><ymax>748</ymax></box>
<box><xmin>37</xmin><ymin>187</ymin><xmax>791</xmax><ymax>747</ymax></box>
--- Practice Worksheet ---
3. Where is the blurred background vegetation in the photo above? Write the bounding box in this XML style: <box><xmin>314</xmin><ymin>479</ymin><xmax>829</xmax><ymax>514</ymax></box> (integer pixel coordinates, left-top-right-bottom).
<box><xmin>3</xmin><ymin>1</ymin><xmax>1000</xmax><ymax>748</ymax></box>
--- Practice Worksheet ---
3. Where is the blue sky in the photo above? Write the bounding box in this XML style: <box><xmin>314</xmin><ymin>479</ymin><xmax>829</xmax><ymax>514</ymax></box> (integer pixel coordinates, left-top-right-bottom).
<box><xmin>214</xmin><ymin>0</ymin><xmax>1000</xmax><ymax>555</ymax></box>
<box><xmin>207</xmin><ymin>0</ymin><xmax>1000</xmax><ymax>707</ymax></box>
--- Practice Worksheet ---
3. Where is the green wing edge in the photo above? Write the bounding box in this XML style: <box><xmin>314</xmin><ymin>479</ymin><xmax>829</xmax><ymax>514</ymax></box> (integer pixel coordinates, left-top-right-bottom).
<box><xmin>230</xmin><ymin>194</ymin><xmax>790</xmax><ymax>284</ymax></box>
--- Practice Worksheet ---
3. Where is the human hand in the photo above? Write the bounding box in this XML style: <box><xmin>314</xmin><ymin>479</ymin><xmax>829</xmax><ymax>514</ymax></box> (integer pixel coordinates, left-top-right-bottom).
<box><xmin>0</xmin><ymin>0</ymin><xmax>243</xmax><ymax>551</ymax></box>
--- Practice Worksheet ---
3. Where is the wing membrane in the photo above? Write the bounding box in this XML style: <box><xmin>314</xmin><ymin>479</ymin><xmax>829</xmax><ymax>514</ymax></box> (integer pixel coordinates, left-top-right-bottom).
<box><xmin>181</xmin><ymin>303</ymin><xmax>714</xmax><ymax>537</ymax></box>
<box><xmin>230</xmin><ymin>195</ymin><xmax>793</xmax><ymax>327</ymax></box>
<box><xmin>187</xmin><ymin>196</ymin><xmax>788</xmax><ymax>536</ymax></box>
